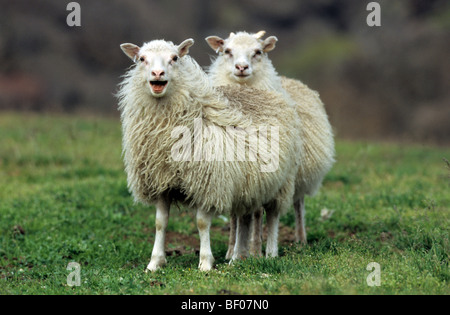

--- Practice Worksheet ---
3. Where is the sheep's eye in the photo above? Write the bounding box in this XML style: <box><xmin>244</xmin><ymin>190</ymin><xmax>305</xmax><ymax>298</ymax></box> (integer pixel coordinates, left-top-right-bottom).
<box><xmin>172</xmin><ymin>55</ymin><xmax>178</xmax><ymax>62</ymax></box>
<box><xmin>224</xmin><ymin>49</ymin><xmax>232</xmax><ymax>56</ymax></box>
<box><xmin>254</xmin><ymin>50</ymin><xmax>262</xmax><ymax>57</ymax></box>
<box><xmin>139</xmin><ymin>57</ymin><xmax>145</xmax><ymax>62</ymax></box>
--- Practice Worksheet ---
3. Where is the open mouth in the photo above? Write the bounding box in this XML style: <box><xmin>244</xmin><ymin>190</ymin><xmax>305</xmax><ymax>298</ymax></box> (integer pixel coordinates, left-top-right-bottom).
<box><xmin>149</xmin><ymin>81</ymin><xmax>168</xmax><ymax>94</ymax></box>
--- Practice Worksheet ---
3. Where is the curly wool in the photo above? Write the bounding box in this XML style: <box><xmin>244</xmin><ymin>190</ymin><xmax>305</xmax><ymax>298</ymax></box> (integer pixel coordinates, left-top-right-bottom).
<box><xmin>117</xmin><ymin>50</ymin><xmax>302</xmax><ymax>215</ymax></box>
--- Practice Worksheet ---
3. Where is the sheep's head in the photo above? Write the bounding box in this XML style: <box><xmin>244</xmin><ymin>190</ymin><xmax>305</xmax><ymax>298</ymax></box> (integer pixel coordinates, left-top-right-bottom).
<box><xmin>206</xmin><ymin>31</ymin><xmax>277</xmax><ymax>83</ymax></box>
<box><xmin>120</xmin><ymin>39</ymin><xmax>194</xmax><ymax>98</ymax></box>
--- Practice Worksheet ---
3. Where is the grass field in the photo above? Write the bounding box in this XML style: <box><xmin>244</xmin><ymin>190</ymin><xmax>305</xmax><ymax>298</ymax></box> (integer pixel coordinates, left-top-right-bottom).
<box><xmin>0</xmin><ymin>112</ymin><xmax>448</xmax><ymax>295</ymax></box>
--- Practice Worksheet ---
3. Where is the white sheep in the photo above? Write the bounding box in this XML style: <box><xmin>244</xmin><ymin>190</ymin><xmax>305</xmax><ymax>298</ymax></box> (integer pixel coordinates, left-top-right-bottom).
<box><xmin>206</xmin><ymin>31</ymin><xmax>335</xmax><ymax>257</ymax></box>
<box><xmin>117</xmin><ymin>38</ymin><xmax>303</xmax><ymax>271</ymax></box>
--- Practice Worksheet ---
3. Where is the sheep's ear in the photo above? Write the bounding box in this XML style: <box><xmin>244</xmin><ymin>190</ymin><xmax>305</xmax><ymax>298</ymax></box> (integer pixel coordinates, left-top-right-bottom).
<box><xmin>254</xmin><ymin>30</ymin><xmax>266</xmax><ymax>39</ymax></box>
<box><xmin>178</xmin><ymin>38</ymin><xmax>195</xmax><ymax>57</ymax></box>
<box><xmin>120</xmin><ymin>43</ymin><xmax>140</xmax><ymax>62</ymax></box>
<box><xmin>205</xmin><ymin>36</ymin><xmax>225</xmax><ymax>53</ymax></box>
<box><xmin>262</xmin><ymin>36</ymin><xmax>278</xmax><ymax>53</ymax></box>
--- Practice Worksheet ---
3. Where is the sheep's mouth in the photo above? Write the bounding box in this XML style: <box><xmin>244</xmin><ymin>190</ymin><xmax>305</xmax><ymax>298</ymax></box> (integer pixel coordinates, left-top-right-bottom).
<box><xmin>149</xmin><ymin>81</ymin><xmax>168</xmax><ymax>94</ymax></box>
<box><xmin>234</xmin><ymin>73</ymin><xmax>251</xmax><ymax>80</ymax></box>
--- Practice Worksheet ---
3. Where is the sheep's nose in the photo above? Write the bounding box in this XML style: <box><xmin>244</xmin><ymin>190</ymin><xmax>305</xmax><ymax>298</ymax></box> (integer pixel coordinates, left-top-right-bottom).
<box><xmin>235</xmin><ymin>64</ymin><xmax>249</xmax><ymax>72</ymax></box>
<box><xmin>151</xmin><ymin>70</ymin><xmax>165</xmax><ymax>79</ymax></box>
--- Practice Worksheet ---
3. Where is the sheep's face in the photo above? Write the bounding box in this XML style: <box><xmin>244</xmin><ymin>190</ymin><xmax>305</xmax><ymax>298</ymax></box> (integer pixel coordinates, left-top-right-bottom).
<box><xmin>206</xmin><ymin>31</ymin><xmax>277</xmax><ymax>83</ymax></box>
<box><xmin>120</xmin><ymin>39</ymin><xmax>194</xmax><ymax>98</ymax></box>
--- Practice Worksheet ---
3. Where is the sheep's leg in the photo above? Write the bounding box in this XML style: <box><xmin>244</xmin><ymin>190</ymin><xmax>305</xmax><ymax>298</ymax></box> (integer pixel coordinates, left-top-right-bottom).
<box><xmin>265</xmin><ymin>207</ymin><xmax>280</xmax><ymax>258</ymax></box>
<box><xmin>197</xmin><ymin>209</ymin><xmax>214</xmax><ymax>271</ymax></box>
<box><xmin>225</xmin><ymin>214</ymin><xmax>237</xmax><ymax>260</ymax></box>
<box><xmin>249</xmin><ymin>207</ymin><xmax>263</xmax><ymax>257</ymax></box>
<box><xmin>147</xmin><ymin>197</ymin><xmax>171</xmax><ymax>272</ymax></box>
<box><xmin>294</xmin><ymin>197</ymin><xmax>307</xmax><ymax>245</ymax></box>
<box><xmin>231</xmin><ymin>213</ymin><xmax>252</xmax><ymax>261</ymax></box>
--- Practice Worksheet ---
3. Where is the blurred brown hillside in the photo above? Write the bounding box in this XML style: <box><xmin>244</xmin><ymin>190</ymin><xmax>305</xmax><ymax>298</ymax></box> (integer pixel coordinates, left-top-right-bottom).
<box><xmin>0</xmin><ymin>0</ymin><xmax>449</xmax><ymax>144</ymax></box>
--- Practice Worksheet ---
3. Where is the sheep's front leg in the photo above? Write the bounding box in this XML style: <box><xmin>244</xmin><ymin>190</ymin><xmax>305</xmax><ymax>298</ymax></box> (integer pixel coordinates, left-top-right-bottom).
<box><xmin>265</xmin><ymin>208</ymin><xmax>280</xmax><ymax>258</ymax></box>
<box><xmin>146</xmin><ymin>197</ymin><xmax>171</xmax><ymax>272</ymax></box>
<box><xmin>294</xmin><ymin>197</ymin><xmax>307</xmax><ymax>245</ymax></box>
<box><xmin>225</xmin><ymin>214</ymin><xmax>237</xmax><ymax>260</ymax></box>
<box><xmin>231</xmin><ymin>213</ymin><xmax>252</xmax><ymax>261</ymax></box>
<box><xmin>197</xmin><ymin>209</ymin><xmax>214</xmax><ymax>271</ymax></box>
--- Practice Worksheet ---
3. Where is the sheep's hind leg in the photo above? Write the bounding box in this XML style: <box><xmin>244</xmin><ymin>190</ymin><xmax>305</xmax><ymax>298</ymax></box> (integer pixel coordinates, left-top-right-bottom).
<box><xmin>249</xmin><ymin>207</ymin><xmax>263</xmax><ymax>257</ymax></box>
<box><xmin>294</xmin><ymin>197</ymin><xmax>307</xmax><ymax>245</ymax></box>
<box><xmin>231</xmin><ymin>213</ymin><xmax>252</xmax><ymax>262</ymax></box>
<box><xmin>147</xmin><ymin>197</ymin><xmax>171</xmax><ymax>272</ymax></box>
<box><xmin>225</xmin><ymin>214</ymin><xmax>237</xmax><ymax>260</ymax></box>
<box><xmin>265</xmin><ymin>206</ymin><xmax>280</xmax><ymax>258</ymax></box>
<box><xmin>197</xmin><ymin>209</ymin><xmax>214</xmax><ymax>271</ymax></box>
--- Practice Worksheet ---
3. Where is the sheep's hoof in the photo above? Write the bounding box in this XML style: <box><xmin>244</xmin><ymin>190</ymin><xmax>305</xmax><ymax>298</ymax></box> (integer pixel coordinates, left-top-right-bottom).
<box><xmin>265</xmin><ymin>252</ymin><xmax>279</xmax><ymax>258</ymax></box>
<box><xmin>146</xmin><ymin>256</ymin><xmax>166</xmax><ymax>272</ymax></box>
<box><xmin>225</xmin><ymin>248</ymin><xmax>234</xmax><ymax>260</ymax></box>
<box><xmin>229</xmin><ymin>253</ymin><xmax>248</xmax><ymax>265</ymax></box>
<box><xmin>198</xmin><ymin>256</ymin><xmax>214</xmax><ymax>271</ymax></box>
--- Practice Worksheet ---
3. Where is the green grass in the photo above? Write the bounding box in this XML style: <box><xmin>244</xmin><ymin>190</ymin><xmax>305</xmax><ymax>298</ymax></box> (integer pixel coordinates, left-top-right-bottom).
<box><xmin>0</xmin><ymin>112</ymin><xmax>448</xmax><ymax>295</ymax></box>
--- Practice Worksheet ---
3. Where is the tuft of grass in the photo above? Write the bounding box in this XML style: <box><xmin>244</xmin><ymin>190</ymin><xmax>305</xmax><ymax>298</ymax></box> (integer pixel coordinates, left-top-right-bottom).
<box><xmin>0</xmin><ymin>113</ymin><xmax>449</xmax><ymax>295</ymax></box>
